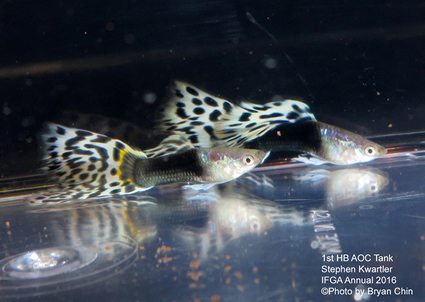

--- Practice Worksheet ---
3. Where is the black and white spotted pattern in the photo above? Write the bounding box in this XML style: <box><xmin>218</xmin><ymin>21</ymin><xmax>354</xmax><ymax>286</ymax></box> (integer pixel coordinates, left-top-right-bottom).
<box><xmin>160</xmin><ymin>81</ymin><xmax>234</xmax><ymax>148</ymax></box>
<box><xmin>159</xmin><ymin>81</ymin><xmax>317</xmax><ymax>148</ymax></box>
<box><xmin>32</xmin><ymin>123</ymin><xmax>151</xmax><ymax>203</ymax></box>
<box><xmin>143</xmin><ymin>134</ymin><xmax>194</xmax><ymax>158</ymax></box>
<box><xmin>216</xmin><ymin>99</ymin><xmax>316</xmax><ymax>147</ymax></box>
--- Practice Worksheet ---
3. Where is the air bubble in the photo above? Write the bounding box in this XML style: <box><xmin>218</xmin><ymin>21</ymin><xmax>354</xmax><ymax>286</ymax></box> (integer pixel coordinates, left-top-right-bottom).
<box><xmin>272</xmin><ymin>95</ymin><xmax>283</xmax><ymax>102</ymax></box>
<box><xmin>143</xmin><ymin>92</ymin><xmax>157</xmax><ymax>104</ymax></box>
<box><xmin>264</xmin><ymin>57</ymin><xmax>277</xmax><ymax>69</ymax></box>
<box><xmin>0</xmin><ymin>236</ymin><xmax>137</xmax><ymax>298</ymax></box>
<box><xmin>3</xmin><ymin>103</ymin><xmax>11</xmax><ymax>115</ymax></box>
<box><xmin>3</xmin><ymin>247</ymin><xmax>96</xmax><ymax>279</ymax></box>
<box><xmin>310</xmin><ymin>241</ymin><xmax>319</xmax><ymax>249</ymax></box>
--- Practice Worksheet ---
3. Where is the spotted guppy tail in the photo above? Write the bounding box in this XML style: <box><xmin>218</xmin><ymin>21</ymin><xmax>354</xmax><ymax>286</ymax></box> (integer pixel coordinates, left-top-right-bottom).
<box><xmin>30</xmin><ymin>123</ymin><xmax>151</xmax><ymax>204</ymax></box>
<box><xmin>159</xmin><ymin>81</ymin><xmax>316</xmax><ymax>148</ymax></box>
<box><xmin>160</xmin><ymin>81</ymin><xmax>233</xmax><ymax>148</ymax></box>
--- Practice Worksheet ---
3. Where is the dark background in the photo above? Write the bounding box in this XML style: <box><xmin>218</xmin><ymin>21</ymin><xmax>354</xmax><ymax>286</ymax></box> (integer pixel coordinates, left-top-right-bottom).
<box><xmin>1</xmin><ymin>0</ymin><xmax>425</xmax><ymax>176</ymax></box>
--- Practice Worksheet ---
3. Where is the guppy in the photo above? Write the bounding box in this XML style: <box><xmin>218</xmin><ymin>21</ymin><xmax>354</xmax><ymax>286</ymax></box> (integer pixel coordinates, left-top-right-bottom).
<box><xmin>32</xmin><ymin>123</ymin><xmax>268</xmax><ymax>203</ymax></box>
<box><xmin>241</xmin><ymin>121</ymin><xmax>387</xmax><ymax>165</ymax></box>
<box><xmin>157</xmin><ymin>81</ymin><xmax>387</xmax><ymax>165</ymax></box>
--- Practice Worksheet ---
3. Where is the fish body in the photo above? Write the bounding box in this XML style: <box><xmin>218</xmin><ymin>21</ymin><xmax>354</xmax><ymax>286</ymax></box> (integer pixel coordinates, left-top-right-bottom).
<box><xmin>32</xmin><ymin>123</ymin><xmax>268</xmax><ymax>203</ymax></box>
<box><xmin>244</xmin><ymin>121</ymin><xmax>387</xmax><ymax>165</ymax></box>
<box><xmin>175</xmin><ymin>188</ymin><xmax>304</xmax><ymax>260</ymax></box>
<box><xmin>123</xmin><ymin>147</ymin><xmax>268</xmax><ymax>188</ymax></box>
<box><xmin>159</xmin><ymin>81</ymin><xmax>387</xmax><ymax>165</ymax></box>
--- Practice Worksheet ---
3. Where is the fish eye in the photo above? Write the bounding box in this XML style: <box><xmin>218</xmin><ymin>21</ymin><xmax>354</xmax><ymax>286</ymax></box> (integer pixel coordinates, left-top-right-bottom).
<box><xmin>370</xmin><ymin>184</ymin><xmax>378</xmax><ymax>192</ymax></box>
<box><xmin>243</xmin><ymin>155</ymin><xmax>255</xmax><ymax>166</ymax></box>
<box><xmin>365</xmin><ymin>146</ymin><xmax>376</xmax><ymax>156</ymax></box>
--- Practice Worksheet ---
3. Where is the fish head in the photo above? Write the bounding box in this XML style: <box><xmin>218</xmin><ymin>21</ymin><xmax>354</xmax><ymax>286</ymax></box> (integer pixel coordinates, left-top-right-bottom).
<box><xmin>323</xmin><ymin>131</ymin><xmax>387</xmax><ymax>165</ymax></box>
<box><xmin>325</xmin><ymin>168</ymin><xmax>389</xmax><ymax>208</ymax></box>
<box><xmin>216</xmin><ymin>197</ymin><xmax>275</xmax><ymax>235</ymax></box>
<box><xmin>349</xmin><ymin>139</ymin><xmax>387</xmax><ymax>164</ymax></box>
<box><xmin>318</xmin><ymin>122</ymin><xmax>387</xmax><ymax>165</ymax></box>
<box><xmin>201</xmin><ymin>148</ymin><xmax>270</xmax><ymax>182</ymax></box>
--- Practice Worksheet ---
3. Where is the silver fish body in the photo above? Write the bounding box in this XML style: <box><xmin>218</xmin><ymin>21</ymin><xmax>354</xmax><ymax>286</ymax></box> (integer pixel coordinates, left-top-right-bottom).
<box><xmin>317</xmin><ymin>122</ymin><xmax>387</xmax><ymax>165</ymax></box>
<box><xmin>244</xmin><ymin>121</ymin><xmax>387</xmax><ymax>165</ymax></box>
<box><xmin>127</xmin><ymin>147</ymin><xmax>269</xmax><ymax>187</ymax></box>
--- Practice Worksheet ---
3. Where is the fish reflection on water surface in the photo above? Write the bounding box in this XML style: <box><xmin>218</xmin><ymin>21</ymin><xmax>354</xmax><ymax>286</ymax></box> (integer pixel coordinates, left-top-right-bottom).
<box><xmin>173</xmin><ymin>187</ymin><xmax>305</xmax><ymax>260</ymax></box>
<box><xmin>24</xmin><ymin>180</ymin><xmax>303</xmax><ymax>267</ymax></box>
<box><xmin>295</xmin><ymin>167</ymin><xmax>389</xmax><ymax>208</ymax></box>
<box><xmin>23</xmin><ymin>165</ymin><xmax>389</xmax><ymax>264</ymax></box>
<box><xmin>28</xmin><ymin>196</ymin><xmax>159</xmax><ymax>248</ymax></box>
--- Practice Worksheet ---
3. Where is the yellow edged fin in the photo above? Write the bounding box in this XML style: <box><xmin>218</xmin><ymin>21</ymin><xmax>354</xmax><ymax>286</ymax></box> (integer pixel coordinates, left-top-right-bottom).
<box><xmin>31</xmin><ymin>123</ymin><xmax>152</xmax><ymax>203</ymax></box>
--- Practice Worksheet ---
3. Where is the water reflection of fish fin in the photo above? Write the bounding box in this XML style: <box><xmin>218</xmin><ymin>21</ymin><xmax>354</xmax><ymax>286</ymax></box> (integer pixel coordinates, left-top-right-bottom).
<box><xmin>293</xmin><ymin>169</ymin><xmax>331</xmax><ymax>183</ymax></box>
<box><xmin>26</xmin><ymin>198</ymin><xmax>112</xmax><ymax>213</ymax></box>
<box><xmin>183</xmin><ymin>183</ymin><xmax>217</xmax><ymax>191</ymax></box>
<box><xmin>172</xmin><ymin>225</ymin><xmax>216</xmax><ymax>260</ymax></box>
<box><xmin>113</xmin><ymin>194</ymin><xmax>158</xmax><ymax>205</ymax></box>
<box><xmin>291</xmin><ymin>154</ymin><xmax>328</xmax><ymax>165</ymax></box>
<box><xmin>230</xmin><ymin>173</ymin><xmax>276</xmax><ymax>197</ymax></box>
<box><xmin>28</xmin><ymin>189</ymin><xmax>158</xmax><ymax>207</ymax></box>
<box><xmin>172</xmin><ymin>225</ymin><xmax>207</xmax><ymax>248</ymax></box>
<box><xmin>180</xmin><ymin>187</ymin><xmax>221</xmax><ymax>203</ymax></box>
<box><xmin>237</xmin><ymin>172</ymin><xmax>275</xmax><ymax>189</ymax></box>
